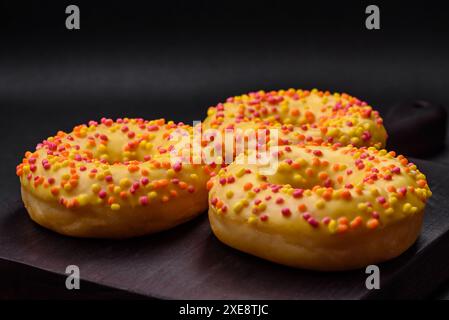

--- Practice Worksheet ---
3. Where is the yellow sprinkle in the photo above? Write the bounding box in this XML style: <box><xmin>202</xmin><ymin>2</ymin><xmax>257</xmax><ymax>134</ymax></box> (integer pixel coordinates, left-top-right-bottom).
<box><xmin>64</xmin><ymin>183</ymin><xmax>72</xmax><ymax>191</ymax></box>
<box><xmin>370</xmin><ymin>188</ymin><xmax>379</xmax><ymax>196</ymax></box>
<box><xmin>111</xmin><ymin>204</ymin><xmax>120</xmax><ymax>211</ymax></box>
<box><xmin>385</xmin><ymin>208</ymin><xmax>394</xmax><ymax>215</ymax></box>
<box><xmin>358</xmin><ymin>203</ymin><xmax>367</xmax><ymax>211</ymax></box>
<box><xmin>120</xmin><ymin>178</ymin><xmax>131</xmax><ymax>188</ymax></box>
<box><xmin>98</xmin><ymin>144</ymin><xmax>107</xmax><ymax>152</ymax></box>
<box><xmin>248</xmin><ymin>216</ymin><xmax>257</xmax><ymax>224</ymax></box>
<box><xmin>91</xmin><ymin>183</ymin><xmax>101</xmax><ymax>193</ymax></box>
<box><xmin>233</xmin><ymin>203</ymin><xmax>243</xmax><ymax>213</ymax></box>
<box><xmin>328</xmin><ymin>220</ymin><xmax>337</xmax><ymax>234</ymax></box>
<box><xmin>315</xmin><ymin>200</ymin><xmax>325</xmax><ymax>209</ymax></box>
<box><xmin>278</xmin><ymin>162</ymin><xmax>290</xmax><ymax>172</ymax></box>
<box><xmin>62</xmin><ymin>173</ymin><xmax>71</xmax><ymax>180</ymax></box>
<box><xmin>226</xmin><ymin>190</ymin><xmax>234</xmax><ymax>199</ymax></box>
<box><xmin>190</xmin><ymin>173</ymin><xmax>198</xmax><ymax>180</ymax></box>
<box><xmin>167</xmin><ymin>169</ymin><xmax>175</xmax><ymax>178</ymax></box>
<box><xmin>77</xmin><ymin>194</ymin><xmax>89</xmax><ymax>206</ymax></box>
<box><xmin>236</xmin><ymin>168</ymin><xmax>246</xmax><ymax>178</ymax></box>
<box><xmin>148</xmin><ymin>191</ymin><xmax>158</xmax><ymax>199</ymax></box>
<box><xmin>247</xmin><ymin>191</ymin><xmax>256</xmax><ymax>198</ymax></box>
<box><xmin>96</xmin><ymin>172</ymin><xmax>105</xmax><ymax>180</ymax></box>
<box><xmin>389</xmin><ymin>196</ymin><xmax>398</xmax><ymax>205</ymax></box>
<box><xmin>258</xmin><ymin>203</ymin><xmax>267</xmax><ymax>212</ymax></box>
<box><xmin>403</xmin><ymin>203</ymin><xmax>412</xmax><ymax>213</ymax></box>
<box><xmin>113</xmin><ymin>186</ymin><xmax>121</xmax><ymax>194</ymax></box>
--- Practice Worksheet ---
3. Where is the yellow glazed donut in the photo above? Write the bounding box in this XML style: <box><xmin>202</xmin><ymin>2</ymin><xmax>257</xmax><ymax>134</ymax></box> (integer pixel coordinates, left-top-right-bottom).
<box><xmin>16</xmin><ymin>118</ymin><xmax>217</xmax><ymax>238</ymax></box>
<box><xmin>207</xmin><ymin>143</ymin><xmax>432</xmax><ymax>270</ymax></box>
<box><xmin>203</xmin><ymin>89</ymin><xmax>387</xmax><ymax>148</ymax></box>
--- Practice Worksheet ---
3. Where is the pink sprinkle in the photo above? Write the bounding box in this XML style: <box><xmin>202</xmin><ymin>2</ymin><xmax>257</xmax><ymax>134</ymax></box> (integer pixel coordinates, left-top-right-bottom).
<box><xmin>141</xmin><ymin>177</ymin><xmax>149</xmax><ymax>185</ymax></box>
<box><xmin>308</xmin><ymin>218</ymin><xmax>319</xmax><ymax>228</ymax></box>
<box><xmin>173</xmin><ymin>162</ymin><xmax>182</xmax><ymax>172</ymax></box>
<box><xmin>293</xmin><ymin>189</ymin><xmax>304</xmax><ymax>198</ymax></box>
<box><xmin>147</xmin><ymin>125</ymin><xmax>159</xmax><ymax>131</ymax></box>
<box><xmin>105</xmin><ymin>175</ymin><xmax>113</xmax><ymax>183</ymax></box>
<box><xmin>139</xmin><ymin>196</ymin><xmax>149</xmax><ymax>206</ymax></box>
<box><xmin>377</xmin><ymin>196</ymin><xmax>386</xmax><ymax>204</ymax></box>
<box><xmin>322</xmin><ymin>217</ymin><xmax>331</xmax><ymax>225</ymax></box>
<box><xmin>187</xmin><ymin>185</ymin><xmax>195</xmax><ymax>193</ymax></box>
<box><xmin>302</xmin><ymin>212</ymin><xmax>311</xmax><ymax>220</ymax></box>
<box><xmin>219</xmin><ymin>178</ymin><xmax>227</xmax><ymax>185</ymax></box>
<box><xmin>392</xmin><ymin>167</ymin><xmax>401</xmax><ymax>174</ymax></box>
<box><xmin>361</xmin><ymin>131</ymin><xmax>372</xmax><ymax>141</ymax></box>
<box><xmin>98</xmin><ymin>190</ymin><xmax>107</xmax><ymax>199</ymax></box>
<box><xmin>372</xmin><ymin>211</ymin><xmax>380</xmax><ymax>219</ymax></box>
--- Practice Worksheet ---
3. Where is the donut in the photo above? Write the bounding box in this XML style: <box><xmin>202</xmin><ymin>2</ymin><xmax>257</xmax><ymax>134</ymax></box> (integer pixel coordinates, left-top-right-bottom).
<box><xmin>16</xmin><ymin>118</ymin><xmax>218</xmax><ymax>238</ymax></box>
<box><xmin>207</xmin><ymin>143</ymin><xmax>432</xmax><ymax>270</ymax></box>
<box><xmin>203</xmin><ymin>89</ymin><xmax>387</xmax><ymax>149</ymax></box>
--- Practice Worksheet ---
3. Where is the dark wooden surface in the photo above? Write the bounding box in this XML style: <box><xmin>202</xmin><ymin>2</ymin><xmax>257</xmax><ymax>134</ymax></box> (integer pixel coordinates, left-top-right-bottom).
<box><xmin>1</xmin><ymin>158</ymin><xmax>449</xmax><ymax>299</ymax></box>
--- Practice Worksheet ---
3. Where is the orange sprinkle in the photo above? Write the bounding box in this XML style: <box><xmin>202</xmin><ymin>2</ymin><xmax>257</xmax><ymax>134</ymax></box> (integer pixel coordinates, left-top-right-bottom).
<box><xmin>318</xmin><ymin>172</ymin><xmax>328</xmax><ymax>180</ymax></box>
<box><xmin>170</xmin><ymin>190</ymin><xmax>178</xmax><ymax>197</ymax></box>
<box><xmin>337</xmin><ymin>224</ymin><xmax>349</xmax><ymax>234</ymax></box>
<box><xmin>119</xmin><ymin>191</ymin><xmax>128</xmax><ymax>199</ymax></box>
<box><xmin>350</xmin><ymin>216</ymin><xmax>363</xmax><ymax>228</ymax></box>
<box><xmin>290</xmin><ymin>108</ymin><xmax>300</xmax><ymax>117</ymax></box>
<box><xmin>338</xmin><ymin>217</ymin><xmax>349</xmax><ymax>225</ymax></box>
<box><xmin>305</xmin><ymin>168</ymin><xmax>314</xmax><ymax>177</ymax></box>
<box><xmin>179</xmin><ymin>181</ymin><xmax>188</xmax><ymax>189</ymax></box>
<box><xmin>322</xmin><ymin>190</ymin><xmax>333</xmax><ymax>201</ymax></box>
<box><xmin>128</xmin><ymin>165</ymin><xmax>139</xmax><ymax>172</ymax></box>
<box><xmin>158</xmin><ymin>179</ymin><xmax>169</xmax><ymax>187</ymax></box>
<box><xmin>367</xmin><ymin>218</ymin><xmax>379</xmax><ymax>229</ymax></box>
<box><xmin>298</xmin><ymin>203</ymin><xmax>307</xmax><ymax>212</ymax></box>
<box><xmin>417</xmin><ymin>179</ymin><xmax>427</xmax><ymax>188</ymax></box>
<box><xmin>243</xmin><ymin>182</ymin><xmax>253</xmax><ymax>191</ymax></box>
<box><xmin>340</xmin><ymin>189</ymin><xmax>352</xmax><ymax>200</ymax></box>
<box><xmin>50</xmin><ymin>187</ymin><xmax>60</xmax><ymax>196</ymax></box>
<box><xmin>387</xmin><ymin>185</ymin><xmax>396</xmax><ymax>192</ymax></box>
<box><xmin>206</xmin><ymin>180</ymin><xmax>214</xmax><ymax>190</ymax></box>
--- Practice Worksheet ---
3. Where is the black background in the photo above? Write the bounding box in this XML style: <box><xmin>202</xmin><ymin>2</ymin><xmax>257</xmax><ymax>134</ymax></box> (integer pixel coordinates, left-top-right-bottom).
<box><xmin>1</xmin><ymin>0</ymin><xmax>449</xmax><ymax>299</ymax></box>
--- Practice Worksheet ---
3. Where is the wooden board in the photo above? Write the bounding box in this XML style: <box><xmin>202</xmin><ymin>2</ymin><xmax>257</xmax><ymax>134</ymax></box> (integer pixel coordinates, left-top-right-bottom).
<box><xmin>1</xmin><ymin>158</ymin><xmax>449</xmax><ymax>299</ymax></box>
